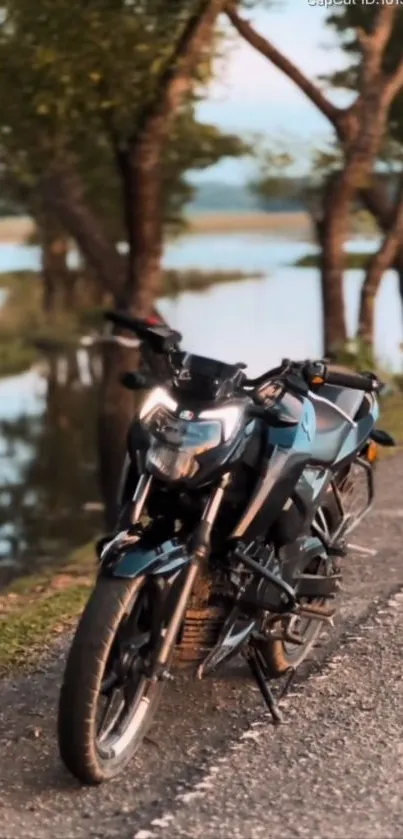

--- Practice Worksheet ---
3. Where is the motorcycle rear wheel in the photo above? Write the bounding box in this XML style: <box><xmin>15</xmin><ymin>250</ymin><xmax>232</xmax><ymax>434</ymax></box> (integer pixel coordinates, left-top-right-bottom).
<box><xmin>58</xmin><ymin>576</ymin><xmax>164</xmax><ymax>785</ymax></box>
<box><xmin>256</xmin><ymin>556</ymin><xmax>331</xmax><ymax>678</ymax></box>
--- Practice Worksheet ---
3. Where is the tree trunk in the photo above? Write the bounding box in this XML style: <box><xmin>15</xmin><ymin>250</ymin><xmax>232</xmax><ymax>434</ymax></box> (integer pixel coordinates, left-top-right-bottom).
<box><xmin>37</xmin><ymin>215</ymin><xmax>70</xmax><ymax>314</ymax></box>
<box><xmin>361</xmin><ymin>179</ymin><xmax>403</xmax><ymax>323</ymax></box>
<box><xmin>98</xmin><ymin>135</ymin><xmax>168</xmax><ymax>528</ymax></box>
<box><xmin>358</xmin><ymin>179</ymin><xmax>403</xmax><ymax>348</ymax></box>
<box><xmin>317</xmin><ymin>172</ymin><xmax>351</xmax><ymax>358</ymax></box>
<box><xmin>396</xmin><ymin>256</ymin><xmax>403</xmax><ymax>331</ymax></box>
<box><xmin>97</xmin><ymin>341</ymin><xmax>140</xmax><ymax>530</ymax></box>
<box><xmin>40</xmin><ymin>162</ymin><xmax>126</xmax><ymax>299</ymax></box>
<box><xmin>117</xmin><ymin>138</ymin><xmax>164</xmax><ymax>312</ymax></box>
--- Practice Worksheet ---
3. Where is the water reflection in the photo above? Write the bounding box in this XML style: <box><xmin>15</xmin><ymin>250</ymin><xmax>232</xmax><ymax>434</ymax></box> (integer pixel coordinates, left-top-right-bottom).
<box><xmin>0</xmin><ymin>365</ymin><xmax>102</xmax><ymax>587</ymax></box>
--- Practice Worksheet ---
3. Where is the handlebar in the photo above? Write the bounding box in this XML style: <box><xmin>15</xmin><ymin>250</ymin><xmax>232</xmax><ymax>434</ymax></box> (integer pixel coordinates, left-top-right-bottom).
<box><xmin>325</xmin><ymin>370</ymin><xmax>378</xmax><ymax>392</ymax></box>
<box><xmin>302</xmin><ymin>362</ymin><xmax>381</xmax><ymax>393</ymax></box>
<box><xmin>104</xmin><ymin>311</ymin><xmax>382</xmax><ymax>398</ymax></box>
<box><xmin>245</xmin><ymin>359</ymin><xmax>382</xmax><ymax>398</ymax></box>
<box><xmin>104</xmin><ymin>311</ymin><xmax>182</xmax><ymax>354</ymax></box>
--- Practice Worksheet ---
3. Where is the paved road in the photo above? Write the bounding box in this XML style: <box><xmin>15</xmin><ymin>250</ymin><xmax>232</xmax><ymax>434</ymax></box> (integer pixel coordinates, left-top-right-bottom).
<box><xmin>1</xmin><ymin>454</ymin><xmax>403</xmax><ymax>839</ymax></box>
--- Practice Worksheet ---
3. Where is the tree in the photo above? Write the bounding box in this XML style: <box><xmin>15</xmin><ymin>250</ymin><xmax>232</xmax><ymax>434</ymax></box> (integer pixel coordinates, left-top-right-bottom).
<box><xmin>0</xmin><ymin>0</ymin><xmax>248</xmax><ymax>526</ymax></box>
<box><xmin>226</xmin><ymin>3</ymin><xmax>403</xmax><ymax>359</ymax></box>
<box><xmin>322</xmin><ymin>5</ymin><xmax>403</xmax><ymax>351</ymax></box>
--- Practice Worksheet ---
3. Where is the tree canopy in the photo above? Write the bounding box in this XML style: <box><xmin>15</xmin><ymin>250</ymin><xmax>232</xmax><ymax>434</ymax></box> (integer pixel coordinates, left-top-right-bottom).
<box><xmin>324</xmin><ymin>6</ymin><xmax>403</xmax><ymax>147</ymax></box>
<box><xmin>0</xmin><ymin>0</ymin><xmax>248</xmax><ymax>235</ymax></box>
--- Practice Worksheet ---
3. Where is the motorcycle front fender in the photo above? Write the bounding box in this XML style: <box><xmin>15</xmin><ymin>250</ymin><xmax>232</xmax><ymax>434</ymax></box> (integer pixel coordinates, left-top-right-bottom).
<box><xmin>99</xmin><ymin>536</ymin><xmax>192</xmax><ymax>580</ymax></box>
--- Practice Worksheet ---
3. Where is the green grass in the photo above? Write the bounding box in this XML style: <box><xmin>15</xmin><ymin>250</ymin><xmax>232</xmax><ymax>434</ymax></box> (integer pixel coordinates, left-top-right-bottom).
<box><xmin>0</xmin><ymin>543</ymin><xmax>96</xmax><ymax>675</ymax></box>
<box><xmin>163</xmin><ymin>268</ymin><xmax>262</xmax><ymax>296</ymax></box>
<box><xmin>295</xmin><ymin>251</ymin><xmax>374</xmax><ymax>270</ymax></box>
<box><xmin>0</xmin><ymin>585</ymin><xmax>92</xmax><ymax>675</ymax></box>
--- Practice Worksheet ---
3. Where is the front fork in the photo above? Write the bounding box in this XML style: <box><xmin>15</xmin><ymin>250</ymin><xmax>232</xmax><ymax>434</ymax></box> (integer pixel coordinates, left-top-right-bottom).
<box><xmin>126</xmin><ymin>471</ymin><xmax>231</xmax><ymax>674</ymax></box>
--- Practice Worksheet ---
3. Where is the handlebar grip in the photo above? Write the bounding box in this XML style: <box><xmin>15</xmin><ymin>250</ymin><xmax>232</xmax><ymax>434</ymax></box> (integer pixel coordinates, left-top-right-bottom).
<box><xmin>104</xmin><ymin>311</ymin><xmax>182</xmax><ymax>353</ymax></box>
<box><xmin>324</xmin><ymin>370</ymin><xmax>379</xmax><ymax>392</ymax></box>
<box><xmin>120</xmin><ymin>372</ymin><xmax>156</xmax><ymax>391</ymax></box>
<box><xmin>105</xmin><ymin>311</ymin><xmax>150</xmax><ymax>338</ymax></box>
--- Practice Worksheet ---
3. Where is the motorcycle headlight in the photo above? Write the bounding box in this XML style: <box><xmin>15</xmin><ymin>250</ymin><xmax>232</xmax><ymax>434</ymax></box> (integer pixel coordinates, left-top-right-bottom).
<box><xmin>139</xmin><ymin>386</ymin><xmax>177</xmax><ymax>421</ymax></box>
<box><xmin>199</xmin><ymin>405</ymin><xmax>243</xmax><ymax>441</ymax></box>
<box><xmin>140</xmin><ymin>399</ymin><xmax>245</xmax><ymax>482</ymax></box>
<box><xmin>145</xmin><ymin>417</ymin><xmax>222</xmax><ymax>481</ymax></box>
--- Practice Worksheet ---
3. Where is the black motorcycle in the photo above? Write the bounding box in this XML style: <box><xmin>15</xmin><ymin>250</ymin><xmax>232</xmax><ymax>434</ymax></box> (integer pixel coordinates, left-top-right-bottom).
<box><xmin>58</xmin><ymin>311</ymin><xmax>395</xmax><ymax>784</ymax></box>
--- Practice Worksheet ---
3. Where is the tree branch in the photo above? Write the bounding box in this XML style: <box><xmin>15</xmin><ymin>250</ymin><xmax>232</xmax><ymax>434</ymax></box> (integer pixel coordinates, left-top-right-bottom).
<box><xmin>356</xmin><ymin>8</ymin><xmax>397</xmax><ymax>100</ymax></box>
<box><xmin>370</xmin><ymin>4</ymin><xmax>397</xmax><ymax>51</ymax></box>
<box><xmin>39</xmin><ymin>160</ymin><xmax>125</xmax><ymax>299</ymax></box>
<box><xmin>225</xmin><ymin>3</ymin><xmax>342</xmax><ymax>129</ymax></box>
<box><xmin>371</xmin><ymin>174</ymin><xmax>403</xmax><ymax>265</ymax></box>
<box><xmin>358</xmin><ymin>173</ymin><xmax>403</xmax><ymax>340</ymax></box>
<box><xmin>384</xmin><ymin>56</ymin><xmax>403</xmax><ymax>107</ymax></box>
<box><xmin>358</xmin><ymin>6</ymin><xmax>397</xmax><ymax>56</ymax></box>
<box><xmin>133</xmin><ymin>0</ymin><xmax>226</xmax><ymax>142</ymax></box>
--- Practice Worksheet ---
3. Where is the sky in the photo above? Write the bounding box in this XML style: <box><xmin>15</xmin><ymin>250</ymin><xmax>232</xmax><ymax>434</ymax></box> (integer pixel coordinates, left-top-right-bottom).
<box><xmin>195</xmin><ymin>1</ymin><xmax>351</xmax><ymax>183</ymax></box>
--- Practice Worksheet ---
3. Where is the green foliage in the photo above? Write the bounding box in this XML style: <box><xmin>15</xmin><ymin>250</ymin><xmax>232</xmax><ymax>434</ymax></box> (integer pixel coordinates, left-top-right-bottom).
<box><xmin>324</xmin><ymin>7</ymin><xmax>403</xmax><ymax>148</ymax></box>
<box><xmin>250</xmin><ymin>137</ymin><xmax>344</xmax><ymax>218</ymax></box>
<box><xmin>295</xmin><ymin>250</ymin><xmax>372</xmax><ymax>270</ymax></box>
<box><xmin>0</xmin><ymin>0</ymin><xmax>249</xmax><ymax>237</ymax></box>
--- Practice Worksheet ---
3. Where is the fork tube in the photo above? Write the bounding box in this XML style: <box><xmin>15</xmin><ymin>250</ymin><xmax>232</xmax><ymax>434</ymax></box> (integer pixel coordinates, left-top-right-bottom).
<box><xmin>130</xmin><ymin>474</ymin><xmax>152</xmax><ymax>524</ymax></box>
<box><xmin>156</xmin><ymin>472</ymin><xmax>231</xmax><ymax>668</ymax></box>
<box><xmin>157</xmin><ymin>562</ymin><xmax>200</xmax><ymax>667</ymax></box>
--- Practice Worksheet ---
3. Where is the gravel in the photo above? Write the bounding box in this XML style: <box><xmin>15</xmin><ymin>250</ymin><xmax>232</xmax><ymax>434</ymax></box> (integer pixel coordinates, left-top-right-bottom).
<box><xmin>1</xmin><ymin>453</ymin><xmax>403</xmax><ymax>839</ymax></box>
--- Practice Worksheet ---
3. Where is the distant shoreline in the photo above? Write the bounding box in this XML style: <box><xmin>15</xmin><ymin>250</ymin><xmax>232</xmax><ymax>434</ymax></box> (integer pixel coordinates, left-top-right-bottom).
<box><xmin>0</xmin><ymin>211</ymin><xmax>314</xmax><ymax>245</ymax></box>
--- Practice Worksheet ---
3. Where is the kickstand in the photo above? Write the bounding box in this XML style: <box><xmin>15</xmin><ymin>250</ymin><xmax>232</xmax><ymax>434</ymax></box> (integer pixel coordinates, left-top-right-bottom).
<box><xmin>243</xmin><ymin>648</ymin><xmax>283</xmax><ymax>725</ymax></box>
<box><xmin>277</xmin><ymin>666</ymin><xmax>297</xmax><ymax>702</ymax></box>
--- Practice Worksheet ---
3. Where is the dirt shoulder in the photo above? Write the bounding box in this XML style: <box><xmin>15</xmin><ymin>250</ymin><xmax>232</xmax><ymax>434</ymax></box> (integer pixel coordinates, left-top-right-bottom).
<box><xmin>0</xmin><ymin>453</ymin><xmax>403</xmax><ymax>839</ymax></box>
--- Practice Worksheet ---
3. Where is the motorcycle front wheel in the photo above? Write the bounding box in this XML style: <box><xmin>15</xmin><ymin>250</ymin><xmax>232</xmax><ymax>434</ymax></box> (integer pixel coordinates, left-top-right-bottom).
<box><xmin>58</xmin><ymin>576</ymin><xmax>165</xmax><ymax>785</ymax></box>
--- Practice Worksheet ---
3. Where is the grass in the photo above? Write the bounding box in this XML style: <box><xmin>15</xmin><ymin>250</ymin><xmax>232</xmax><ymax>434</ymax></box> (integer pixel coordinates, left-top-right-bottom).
<box><xmin>163</xmin><ymin>267</ymin><xmax>261</xmax><ymax>296</ymax></box>
<box><xmin>295</xmin><ymin>251</ymin><xmax>375</xmax><ymax>270</ymax></box>
<box><xmin>0</xmin><ymin>543</ymin><xmax>96</xmax><ymax>676</ymax></box>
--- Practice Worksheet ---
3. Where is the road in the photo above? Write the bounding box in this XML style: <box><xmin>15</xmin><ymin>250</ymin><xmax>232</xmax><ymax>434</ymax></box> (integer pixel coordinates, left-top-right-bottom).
<box><xmin>1</xmin><ymin>453</ymin><xmax>403</xmax><ymax>839</ymax></box>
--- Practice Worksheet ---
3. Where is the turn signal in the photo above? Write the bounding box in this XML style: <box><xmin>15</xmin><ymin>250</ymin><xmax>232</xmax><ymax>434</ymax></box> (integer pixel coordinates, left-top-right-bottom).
<box><xmin>367</xmin><ymin>441</ymin><xmax>378</xmax><ymax>463</ymax></box>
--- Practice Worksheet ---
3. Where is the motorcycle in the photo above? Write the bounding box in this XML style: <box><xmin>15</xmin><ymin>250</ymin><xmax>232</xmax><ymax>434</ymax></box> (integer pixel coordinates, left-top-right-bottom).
<box><xmin>57</xmin><ymin>310</ymin><xmax>395</xmax><ymax>785</ymax></box>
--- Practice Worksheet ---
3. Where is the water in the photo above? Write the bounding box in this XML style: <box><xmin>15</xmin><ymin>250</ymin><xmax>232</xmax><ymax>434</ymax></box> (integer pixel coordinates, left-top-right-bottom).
<box><xmin>0</xmin><ymin>230</ymin><xmax>401</xmax><ymax>584</ymax></box>
<box><xmin>162</xmin><ymin>233</ymin><xmax>402</xmax><ymax>375</ymax></box>
<box><xmin>0</xmin><ymin>369</ymin><xmax>101</xmax><ymax>585</ymax></box>
<box><xmin>2</xmin><ymin>232</ymin><xmax>398</xmax><ymax>372</ymax></box>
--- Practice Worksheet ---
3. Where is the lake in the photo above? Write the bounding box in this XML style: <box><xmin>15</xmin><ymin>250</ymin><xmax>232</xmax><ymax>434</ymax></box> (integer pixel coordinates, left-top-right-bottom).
<box><xmin>0</xmin><ymin>230</ymin><xmax>400</xmax><ymax>584</ymax></box>
<box><xmin>1</xmin><ymin>231</ymin><xmax>401</xmax><ymax>374</ymax></box>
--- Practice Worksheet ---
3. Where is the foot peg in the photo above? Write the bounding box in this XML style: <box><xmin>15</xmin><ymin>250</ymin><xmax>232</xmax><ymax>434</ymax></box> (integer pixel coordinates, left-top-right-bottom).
<box><xmin>296</xmin><ymin>603</ymin><xmax>336</xmax><ymax>625</ymax></box>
